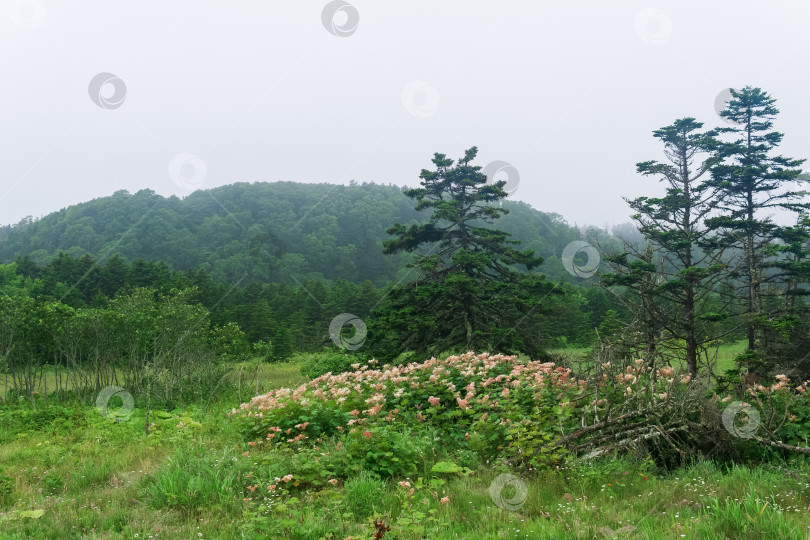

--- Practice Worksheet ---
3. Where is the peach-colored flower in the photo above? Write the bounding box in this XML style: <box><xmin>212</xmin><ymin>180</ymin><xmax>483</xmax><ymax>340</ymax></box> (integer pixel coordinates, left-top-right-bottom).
<box><xmin>328</xmin><ymin>478</ymin><xmax>338</xmax><ymax>485</ymax></box>
<box><xmin>440</xmin><ymin>497</ymin><xmax>449</xmax><ymax>505</ymax></box>
<box><xmin>429</xmin><ymin>396</ymin><xmax>440</xmax><ymax>406</ymax></box>
<box><xmin>362</xmin><ymin>431</ymin><xmax>373</xmax><ymax>439</ymax></box>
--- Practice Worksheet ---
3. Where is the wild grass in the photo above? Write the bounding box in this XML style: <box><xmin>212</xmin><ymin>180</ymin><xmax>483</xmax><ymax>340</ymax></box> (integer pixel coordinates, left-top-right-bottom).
<box><xmin>551</xmin><ymin>339</ymin><xmax>749</xmax><ymax>376</ymax></box>
<box><xmin>2</xmin><ymin>401</ymin><xmax>810</xmax><ymax>538</ymax></box>
<box><xmin>2</xmin><ymin>350</ymin><xmax>810</xmax><ymax>539</ymax></box>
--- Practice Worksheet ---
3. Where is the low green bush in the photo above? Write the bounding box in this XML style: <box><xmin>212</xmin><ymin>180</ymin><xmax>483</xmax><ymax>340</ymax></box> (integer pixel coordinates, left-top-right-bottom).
<box><xmin>0</xmin><ymin>468</ymin><xmax>13</xmax><ymax>507</ymax></box>
<box><xmin>296</xmin><ymin>350</ymin><xmax>357</xmax><ymax>379</ymax></box>
<box><xmin>0</xmin><ymin>405</ymin><xmax>86</xmax><ymax>439</ymax></box>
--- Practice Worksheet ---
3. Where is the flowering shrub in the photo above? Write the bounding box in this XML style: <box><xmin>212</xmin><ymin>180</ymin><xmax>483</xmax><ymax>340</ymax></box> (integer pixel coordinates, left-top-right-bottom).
<box><xmin>718</xmin><ymin>373</ymin><xmax>810</xmax><ymax>450</ymax></box>
<box><xmin>233</xmin><ymin>352</ymin><xmax>713</xmax><ymax>471</ymax></box>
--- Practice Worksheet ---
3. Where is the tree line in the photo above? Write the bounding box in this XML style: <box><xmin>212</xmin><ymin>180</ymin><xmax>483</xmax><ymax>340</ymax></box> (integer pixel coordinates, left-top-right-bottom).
<box><xmin>365</xmin><ymin>87</ymin><xmax>808</xmax><ymax>383</ymax></box>
<box><xmin>0</xmin><ymin>181</ymin><xmax>603</xmax><ymax>287</ymax></box>
<box><xmin>603</xmin><ymin>87</ymin><xmax>809</xmax><ymax>380</ymax></box>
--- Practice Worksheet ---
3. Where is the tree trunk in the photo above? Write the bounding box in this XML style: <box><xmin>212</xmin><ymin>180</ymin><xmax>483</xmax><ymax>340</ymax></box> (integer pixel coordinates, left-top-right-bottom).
<box><xmin>685</xmin><ymin>288</ymin><xmax>697</xmax><ymax>376</ymax></box>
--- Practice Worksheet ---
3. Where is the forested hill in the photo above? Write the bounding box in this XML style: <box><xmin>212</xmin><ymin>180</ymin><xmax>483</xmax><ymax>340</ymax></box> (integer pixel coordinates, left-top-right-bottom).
<box><xmin>0</xmin><ymin>181</ymin><xmax>600</xmax><ymax>285</ymax></box>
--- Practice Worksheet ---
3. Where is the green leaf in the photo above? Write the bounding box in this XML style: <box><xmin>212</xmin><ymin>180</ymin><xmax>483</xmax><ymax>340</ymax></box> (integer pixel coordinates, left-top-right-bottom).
<box><xmin>431</xmin><ymin>461</ymin><xmax>464</xmax><ymax>474</ymax></box>
<box><xmin>19</xmin><ymin>509</ymin><xmax>45</xmax><ymax>519</ymax></box>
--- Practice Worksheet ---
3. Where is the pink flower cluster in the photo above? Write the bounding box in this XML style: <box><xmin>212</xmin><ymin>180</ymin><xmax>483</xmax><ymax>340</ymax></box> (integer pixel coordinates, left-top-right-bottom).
<box><xmin>235</xmin><ymin>352</ymin><xmax>586</xmax><ymax>429</ymax></box>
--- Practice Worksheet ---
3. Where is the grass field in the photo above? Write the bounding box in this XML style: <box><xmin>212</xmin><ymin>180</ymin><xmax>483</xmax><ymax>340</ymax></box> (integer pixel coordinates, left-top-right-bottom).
<box><xmin>5</xmin><ymin>344</ymin><xmax>808</xmax><ymax>539</ymax></box>
<box><xmin>550</xmin><ymin>340</ymin><xmax>749</xmax><ymax>375</ymax></box>
<box><xmin>2</xmin><ymin>391</ymin><xmax>810</xmax><ymax>539</ymax></box>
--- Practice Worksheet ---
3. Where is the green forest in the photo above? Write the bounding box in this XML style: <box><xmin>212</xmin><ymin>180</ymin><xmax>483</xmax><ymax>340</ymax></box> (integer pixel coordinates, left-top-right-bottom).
<box><xmin>0</xmin><ymin>179</ymin><xmax>621</xmax><ymax>355</ymax></box>
<box><xmin>0</xmin><ymin>181</ymin><xmax>604</xmax><ymax>286</ymax></box>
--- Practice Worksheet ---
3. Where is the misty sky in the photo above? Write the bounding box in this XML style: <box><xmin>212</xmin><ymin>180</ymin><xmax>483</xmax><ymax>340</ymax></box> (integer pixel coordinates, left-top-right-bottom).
<box><xmin>2</xmin><ymin>1</ymin><xmax>810</xmax><ymax>229</ymax></box>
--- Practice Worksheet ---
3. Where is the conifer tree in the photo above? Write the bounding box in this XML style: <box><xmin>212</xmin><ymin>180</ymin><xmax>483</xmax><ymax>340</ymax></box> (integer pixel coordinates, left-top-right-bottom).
<box><xmin>369</xmin><ymin>147</ymin><xmax>557</xmax><ymax>360</ymax></box>
<box><xmin>707</xmin><ymin>87</ymin><xmax>808</xmax><ymax>357</ymax></box>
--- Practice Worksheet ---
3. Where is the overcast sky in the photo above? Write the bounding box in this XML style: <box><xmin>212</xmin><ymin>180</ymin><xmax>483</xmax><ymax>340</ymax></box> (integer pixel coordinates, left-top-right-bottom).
<box><xmin>2</xmin><ymin>1</ymin><xmax>810</xmax><ymax>229</ymax></box>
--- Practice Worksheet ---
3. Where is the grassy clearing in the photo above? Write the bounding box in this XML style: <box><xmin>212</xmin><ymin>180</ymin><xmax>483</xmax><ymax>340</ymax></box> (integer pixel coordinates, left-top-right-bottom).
<box><xmin>2</xmin><ymin>349</ymin><xmax>806</xmax><ymax>539</ymax></box>
<box><xmin>223</xmin><ymin>359</ymin><xmax>308</xmax><ymax>394</ymax></box>
<box><xmin>2</xmin><ymin>406</ymin><xmax>810</xmax><ymax>539</ymax></box>
<box><xmin>0</xmin><ymin>360</ymin><xmax>307</xmax><ymax>403</ymax></box>
<box><xmin>551</xmin><ymin>340</ymin><xmax>749</xmax><ymax>375</ymax></box>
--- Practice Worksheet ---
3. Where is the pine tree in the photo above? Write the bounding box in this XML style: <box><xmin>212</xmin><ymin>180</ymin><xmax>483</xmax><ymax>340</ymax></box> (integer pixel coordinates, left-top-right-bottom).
<box><xmin>759</xmin><ymin>212</ymin><xmax>810</xmax><ymax>376</ymax></box>
<box><xmin>271</xmin><ymin>325</ymin><xmax>294</xmax><ymax>362</ymax></box>
<box><xmin>368</xmin><ymin>147</ymin><xmax>557</xmax><ymax>360</ymax></box>
<box><xmin>707</xmin><ymin>87</ymin><xmax>808</xmax><ymax>358</ymax></box>
<box><xmin>627</xmin><ymin>118</ymin><xmax>728</xmax><ymax>375</ymax></box>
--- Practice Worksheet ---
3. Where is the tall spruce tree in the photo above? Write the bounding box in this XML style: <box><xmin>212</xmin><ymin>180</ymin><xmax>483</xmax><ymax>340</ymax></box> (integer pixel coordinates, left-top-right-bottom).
<box><xmin>626</xmin><ymin>118</ymin><xmax>728</xmax><ymax>375</ymax></box>
<box><xmin>368</xmin><ymin>147</ymin><xmax>557</xmax><ymax>360</ymax></box>
<box><xmin>707</xmin><ymin>87</ymin><xmax>808</xmax><ymax>358</ymax></box>
<box><xmin>760</xmin><ymin>212</ymin><xmax>810</xmax><ymax>376</ymax></box>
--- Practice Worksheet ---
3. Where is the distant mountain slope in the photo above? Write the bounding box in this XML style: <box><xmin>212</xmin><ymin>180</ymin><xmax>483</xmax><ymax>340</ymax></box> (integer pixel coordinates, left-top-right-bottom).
<box><xmin>0</xmin><ymin>181</ymin><xmax>598</xmax><ymax>285</ymax></box>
